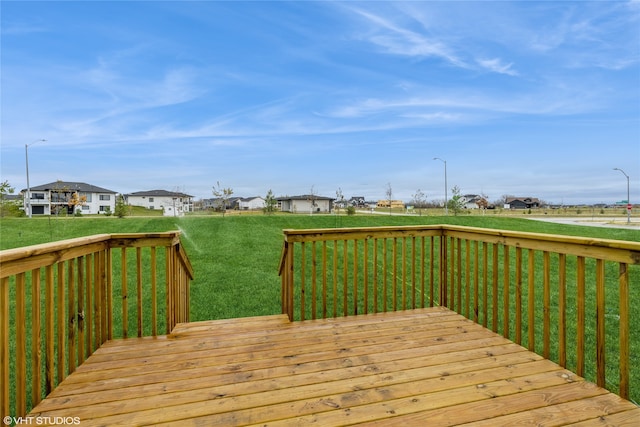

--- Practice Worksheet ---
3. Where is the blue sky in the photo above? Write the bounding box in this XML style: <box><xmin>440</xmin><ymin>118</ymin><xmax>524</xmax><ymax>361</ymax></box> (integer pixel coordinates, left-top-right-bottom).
<box><xmin>1</xmin><ymin>1</ymin><xmax>639</xmax><ymax>205</ymax></box>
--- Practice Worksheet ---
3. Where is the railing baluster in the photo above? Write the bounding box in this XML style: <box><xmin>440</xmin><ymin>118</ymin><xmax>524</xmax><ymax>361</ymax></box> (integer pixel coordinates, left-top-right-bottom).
<box><xmin>558</xmin><ymin>253</ymin><xmax>567</xmax><ymax>368</ymax></box>
<box><xmin>45</xmin><ymin>265</ymin><xmax>54</xmax><ymax>394</ymax></box>
<box><xmin>322</xmin><ymin>241</ymin><xmax>327</xmax><ymax>318</ymax></box>
<box><xmin>383</xmin><ymin>238</ymin><xmax>388</xmax><ymax>312</ymax></box>
<box><xmin>77</xmin><ymin>257</ymin><xmax>85</xmax><ymax>366</ymax></box>
<box><xmin>56</xmin><ymin>262</ymin><xmax>65</xmax><ymax>383</ymax></box>
<box><xmin>492</xmin><ymin>243</ymin><xmax>499</xmax><ymax>333</ymax></box>
<box><xmin>543</xmin><ymin>251</ymin><xmax>551</xmax><ymax>359</ymax></box>
<box><xmin>150</xmin><ymin>247</ymin><xmax>157</xmax><ymax>336</ymax></box>
<box><xmin>353</xmin><ymin>240</ymin><xmax>358</xmax><ymax>315</ymax></box>
<box><xmin>68</xmin><ymin>259</ymin><xmax>76</xmax><ymax>374</ymax></box>
<box><xmin>1</xmin><ymin>277</ymin><xmax>9</xmax><ymax>419</ymax></box>
<box><xmin>576</xmin><ymin>256</ymin><xmax>585</xmax><ymax>376</ymax></box>
<box><xmin>332</xmin><ymin>240</ymin><xmax>337</xmax><ymax>318</ymax></box>
<box><xmin>401</xmin><ymin>237</ymin><xmax>406</xmax><ymax>310</ymax></box>
<box><xmin>527</xmin><ymin>249</ymin><xmax>535</xmax><ymax>352</ymax></box>
<box><xmin>121</xmin><ymin>248</ymin><xmax>128</xmax><ymax>338</ymax></box>
<box><xmin>596</xmin><ymin>258</ymin><xmax>605</xmax><ymax>388</ymax></box>
<box><xmin>31</xmin><ymin>268</ymin><xmax>42</xmax><ymax>406</ymax></box>
<box><xmin>16</xmin><ymin>273</ymin><xmax>27</xmax><ymax>416</ymax></box>
<box><xmin>619</xmin><ymin>262</ymin><xmax>629</xmax><ymax>399</ymax></box>
<box><xmin>473</xmin><ymin>240</ymin><xmax>479</xmax><ymax>323</ymax></box>
<box><xmin>482</xmin><ymin>242</ymin><xmax>488</xmax><ymax>327</ymax></box>
<box><xmin>373</xmin><ymin>238</ymin><xmax>379</xmax><ymax>313</ymax></box>
<box><xmin>342</xmin><ymin>240</ymin><xmax>348</xmax><ymax>317</ymax></box>
<box><xmin>300</xmin><ymin>242</ymin><xmax>305</xmax><ymax>321</ymax></box>
<box><xmin>312</xmin><ymin>242</ymin><xmax>317</xmax><ymax>320</ymax></box>
<box><xmin>465</xmin><ymin>239</ymin><xmax>471</xmax><ymax>319</ymax></box>
<box><xmin>515</xmin><ymin>247</ymin><xmax>522</xmax><ymax>345</ymax></box>
<box><xmin>85</xmin><ymin>253</ymin><xmax>93</xmax><ymax>358</ymax></box>
<box><xmin>392</xmin><ymin>238</ymin><xmax>398</xmax><ymax>311</ymax></box>
<box><xmin>136</xmin><ymin>247</ymin><xmax>143</xmax><ymax>337</ymax></box>
<box><xmin>364</xmin><ymin>238</ymin><xmax>369</xmax><ymax>314</ymax></box>
<box><xmin>503</xmin><ymin>245</ymin><xmax>510</xmax><ymax>339</ymax></box>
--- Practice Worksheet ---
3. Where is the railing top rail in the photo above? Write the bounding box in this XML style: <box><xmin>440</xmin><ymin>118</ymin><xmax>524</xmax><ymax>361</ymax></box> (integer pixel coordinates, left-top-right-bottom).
<box><xmin>282</xmin><ymin>224</ymin><xmax>640</xmax><ymax>264</ymax></box>
<box><xmin>283</xmin><ymin>225</ymin><xmax>445</xmax><ymax>242</ymax></box>
<box><xmin>0</xmin><ymin>233</ymin><xmax>113</xmax><ymax>263</ymax></box>
<box><xmin>0</xmin><ymin>231</ymin><xmax>188</xmax><ymax>278</ymax></box>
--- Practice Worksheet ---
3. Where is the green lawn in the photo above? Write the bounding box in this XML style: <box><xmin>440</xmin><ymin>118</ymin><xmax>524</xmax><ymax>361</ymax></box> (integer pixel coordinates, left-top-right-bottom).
<box><xmin>2</xmin><ymin>214</ymin><xmax>639</xmax><ymax>321</ymax></box>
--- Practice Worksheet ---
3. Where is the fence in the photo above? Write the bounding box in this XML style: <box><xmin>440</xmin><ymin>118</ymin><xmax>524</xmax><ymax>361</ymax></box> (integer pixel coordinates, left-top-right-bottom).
<box><xmin>279</xmin><ymin>224</ymin><xmax>640</xmax><ymax>401</ymax></box>
<box><xmin>0</xmin><ymin>231</ymin><xmax>193</xmax><ymax>419</ymax></box>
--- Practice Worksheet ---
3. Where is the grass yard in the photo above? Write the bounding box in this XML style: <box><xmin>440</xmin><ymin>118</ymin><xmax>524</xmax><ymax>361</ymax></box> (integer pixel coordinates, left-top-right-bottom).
<box><xmin>1</xmin><ymin>214</ymin><xmax>639</xmax><ymax>321</ymax></box>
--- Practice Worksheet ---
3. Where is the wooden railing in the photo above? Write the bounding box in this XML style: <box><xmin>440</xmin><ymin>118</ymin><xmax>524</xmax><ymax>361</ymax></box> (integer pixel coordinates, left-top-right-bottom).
<box><xmin>279</xmin><ymin>225</ymin><xmax>640</xmax><ymax>401</ymax></box>
<box><xmin>0</xmin><ymin>231</ymin><xmax>194</xmax><ymax>420</ymax></box>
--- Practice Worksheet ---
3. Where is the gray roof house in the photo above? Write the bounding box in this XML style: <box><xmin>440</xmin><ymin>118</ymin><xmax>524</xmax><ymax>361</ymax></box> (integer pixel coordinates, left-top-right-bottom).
<box><xmin>22</xmin><ymin>181</ymin><xmax>117</xmax><ymax>216</ymax></box>
<box><xmin>277</xmin><ymin>195</ymin><xmax>335</xmax><ymax>214</ymax></box>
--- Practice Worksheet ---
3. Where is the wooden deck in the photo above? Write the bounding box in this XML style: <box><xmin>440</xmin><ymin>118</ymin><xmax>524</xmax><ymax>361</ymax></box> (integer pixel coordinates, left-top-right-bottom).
<box><xmin>28</xmin><ymin>307</ymin><xmax>639</xmax><ymax>426</ymax></box>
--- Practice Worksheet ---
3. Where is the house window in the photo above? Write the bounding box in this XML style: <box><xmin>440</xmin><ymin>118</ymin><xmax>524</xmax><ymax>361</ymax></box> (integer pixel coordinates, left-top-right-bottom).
<box><xmin>149</xmin><ymin>206</ymin><xmax>154</xmax><ymax>210</ymax></box>
<box><xmin>32</xmin><ymin>193</ymin><xmax>45</xmax><ymax>200</ymax></box>
<box><xmin>99</xmin><ymin>205</ymin><xmax>109</xmax><ymax>212</ymax></box>
<box><xmin>149</xmin><ymin>197</ymin><xmax>154</xmax><ymax>202</ymax></box>
<box><xmin>80</xmin><ymin>192</ymin><xmax>92</xmax><ymax>202</ymax></box>
<box><xmin>82</xmin><ymin>205</ymin><xmax>90</xmax><ymax>211</ymax></box>
<box><xmin>99</xmin><ymin>194</ymin><xmax>110</xmax><ymax>201</ymax></box>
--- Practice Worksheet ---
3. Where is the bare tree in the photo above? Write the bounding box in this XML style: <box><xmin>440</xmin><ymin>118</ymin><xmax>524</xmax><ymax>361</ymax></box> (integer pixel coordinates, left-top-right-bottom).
<box><xmin>385</xmin><ymin>182</ymin><xmax>393</xmax><ymax>215</ymax></box>
<box><xmin>411</xmin><ymin>189</ymin><xmax>427</xmax><ymax>216</ymax></box>
<box><xmin>212</xmin><ymin>181</ymin><xmax>234</xmax><ymax>217</ymax></box>
<box><xmin>307</xmin><ymin>185</ymin><xmax>317</xmax><ymax>215</ymax></box>
<box><xmin>335</xmin><ymin>187</ymin><xmax>344</xmax><ymax>215</ymax></box>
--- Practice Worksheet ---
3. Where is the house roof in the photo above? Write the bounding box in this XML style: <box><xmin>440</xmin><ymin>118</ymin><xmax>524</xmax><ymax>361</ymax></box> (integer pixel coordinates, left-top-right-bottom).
<box><xmin>26</xmin><ymin>181</ymin><xmax>116</xmax><ymax>194</ymax></box>
<box><xmin>126</xmin><ymin>190</ymin><xmax>193</xmax><ymax>198</ymax></box>
<box><xmin>506</xmin><ymin>197</ymin><xmax>540</xmax><ymax>204</ymax></box>
<box><xmin>277</xmin><ymin>194</ymin><xmax>335</xmax><ymax>201</ymax></box>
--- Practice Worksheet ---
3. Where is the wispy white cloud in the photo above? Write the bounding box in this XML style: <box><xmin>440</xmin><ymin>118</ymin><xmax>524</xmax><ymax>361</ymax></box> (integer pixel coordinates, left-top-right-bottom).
<box><xmin>348</xmin><ymin>7</ymin><xmax>466</xmax><ymax>68</ymax></box>
<box><xmin>476</xmin><ymin>58</ymin><xmax>518</xmax><ymax>76</ymax></box>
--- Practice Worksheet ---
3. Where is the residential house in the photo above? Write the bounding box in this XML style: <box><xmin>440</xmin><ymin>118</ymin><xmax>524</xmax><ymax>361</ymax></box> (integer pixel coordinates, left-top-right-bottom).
<box><xmin>376</xmin><ymin>200</ymin><xmax>405</xmax><ymax>209</ymax></box>
<box><xmin>277</xmin><ymin>195</ymin><xmax>334</xmax><ymax>213</ymax></box>
<box><xmin>125</xmin><ymin>190</ymin><xmax>193</xmax><ymax>217</ymax></box>
<box><xmin>237</xmin><ymin>197</ymin><xmax>265</xmax><ymax>210</ymax></box>
<box><xmin>505</xmin><ymin>197</ymin><xmax>541</xmax><ymax>210</ymax></box>
<box><xmin>462</xmin><ymin>194</ymin><xmax>490</xmax><ymax>209</ymax></box>
<box><xmin>22</xmin><ymin>181</ymin><xmax>117</xmax><ymax>215</ymax></box>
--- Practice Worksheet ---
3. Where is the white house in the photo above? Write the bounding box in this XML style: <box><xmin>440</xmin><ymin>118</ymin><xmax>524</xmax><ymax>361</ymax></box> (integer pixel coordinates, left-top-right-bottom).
<box><xmin>22</xmin><ymin>181</ymin><xmax>117</xmax><ymax>216</ymax></box>
<box><xmin>238</xmin><ymin>196</ymin><xmax>266</xmax><ymax>210</ymax></box>
<box><xmin>277</xmin><ymin>195</ymin><xmax>334</xmax><ymax>214</ymax></box>
<box><xmin>124</xmin><ymin>190</ymin><xmax>194</xmax><ymax>217</ymax></box>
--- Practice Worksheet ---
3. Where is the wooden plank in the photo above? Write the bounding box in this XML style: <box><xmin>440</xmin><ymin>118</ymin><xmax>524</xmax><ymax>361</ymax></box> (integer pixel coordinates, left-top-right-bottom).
<box><xmin>454</xmin><ymin>393</ymin><xmax>640</xmax><ymax>426</ymax></box>
<box><xmin>31</xmin><ymin>358</ymin><xmax>567</xmax><ymax>424</ymax></box>
<box><xmin>70</xmin><ymin>320</ymin><xmax>493</xmax><ymax>371</ymax></box>
<box><xmin>26</xmin><ymin>308</ymin><xmax>640</xmax><ymax>427</ymax></box>
<box><xmin>33</xmin><ymin>344</ymin><xmax>537</xmax><ymax>413</ymax></box>
<box><xmin>351</xmin><ymin>382</ymin><xmax>607</xmax><ymax>427</ymax></box>
<box><xmin>567</xmin><ymin>409</ymin><xmax>640</xmax><ymax>426</ymax></box>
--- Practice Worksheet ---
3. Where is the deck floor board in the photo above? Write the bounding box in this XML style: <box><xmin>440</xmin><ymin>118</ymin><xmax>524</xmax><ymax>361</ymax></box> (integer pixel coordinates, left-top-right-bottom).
<box><xmin>28</xmin><ymin>307</ymin><xmax>640</xmax><ymax>426</ymax></box>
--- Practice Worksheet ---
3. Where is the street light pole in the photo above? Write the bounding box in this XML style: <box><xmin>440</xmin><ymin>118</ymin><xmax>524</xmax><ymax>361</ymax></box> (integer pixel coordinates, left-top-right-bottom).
<box><xmin>25</xmin><ymin>139</ymin><xmax>46</xmax><ymax>218</ymax></box>
<box><xmin>613</xmin><ymin>168</ymin><xmax>631</xmax><ymax>224</ymax></box>
<box><xmin>434</xmin><ymin>157</ymin><xmax>448</xmax><ymax>216</ymax></box>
